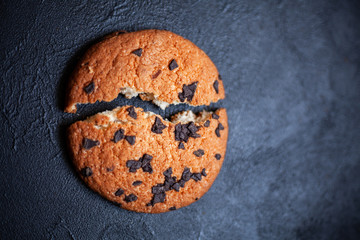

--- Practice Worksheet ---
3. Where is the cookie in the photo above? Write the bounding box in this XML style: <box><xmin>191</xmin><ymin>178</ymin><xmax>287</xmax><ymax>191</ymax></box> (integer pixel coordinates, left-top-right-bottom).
<box><xmin>64</xmin><ymin>29</ymin><xmax>225</xmax><ymax>113</ymax></box>
<box><xmin>67</xmin><ymin>106</ymin><xmax>228</xmax><ymax>213</ymax></box>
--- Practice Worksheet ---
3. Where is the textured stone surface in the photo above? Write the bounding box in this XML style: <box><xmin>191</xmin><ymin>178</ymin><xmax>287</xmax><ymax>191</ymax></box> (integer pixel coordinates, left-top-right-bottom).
<box><xmin>1</xmin><ymin>0</ymin><xmax>360</xmax><ymax>239</ymax></box>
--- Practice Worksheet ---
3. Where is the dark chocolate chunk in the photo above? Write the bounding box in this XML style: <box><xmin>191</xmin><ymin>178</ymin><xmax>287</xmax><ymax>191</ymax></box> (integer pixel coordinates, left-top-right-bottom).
<box><xmin>113</xmin><ymin>129</ymin><xmax>125</xmax><ymax>143</ymax></box>
<box><xmin>215</xmin><ymin>154</ymin><xmax>221</xmax><ymax>160</ymax></box>
<box><xmin>193</xmin><ymin>149</ymin><xmax>205</xmax><ymax>157</ymax></box>
<box><xmin>80</xmin><ymin>167</ymin><xmax>93</xmax><ymax>177</ymax></box>
<box><xmin>82</xmin><ymin>138</ymin><xmax>99</xmax><ymax>149</ymax></box>
<box><xmin>174</xmin><ymin>122</ymin><xmax>200</xmax><ymax>142</ymax></box>
<box><xmin>127</xmin><ymin>106</ymin><xmax>137</xmax><ymax>119</ymax></box>
<box><xmin>106</xmin><ymin>167</ymin><xmax>114</xmax><ymax>172</ymax></box>
<box><xmin>178</xmin><ymin>142</ymin><xmax>185</xmax><ymax>149</ymax></box>
<box><xmin>218</xmin><ymin>74</ymin><xmax>222</xmax><ymax>80</ymax></box>
<box><xmin>152</xmin><ymin>70</ymin><xmax>161</xmax><ymax>79</ymax></box>
<box><xmin>112</xmin><ymin>201</ymin><xmax>122</xmax><ymax>207</ymax></box>
<box><xmin>164</xmin><ymin>176</ymin><xmax>177</xmax><ymax>191</ymax></box>
<box><xmin>124</xmin><ymin>194</ymin><xmax>138</xmax><ymax>203</ymax></box>
<box><xmin>132</xmin><ymin>181</ymin><xmax>142</xmax><ymax>186</ymax></box>
<box><xmin>163</xmin><ymin>167</ymin><xmax>172</xmax><ymax>178</ymax></box>
<box><xmin>151</xmin><ymin>117</ymin><xmax>167</xmax><ymax>134</ymax></box>
<box><xmin>213</xmin><ymin>80</ymin><xmax>219</xmax><ymax>94</ymax></box>
<box><xmin>125</xmin><ymin>135</ymin><xmax>136</xmax><ymax>145</ymax></box>
<box><xmin>131</xmin><ymin>48</ymin><xmax>142</xmax><ymax>57</ymax></box>
<box><xmin>169</xmin><ymin>59</ymin><xmax>178</xmax><ymax>70</ymax></box>
<box><xmin>169</xmin><ymin>206</ymin><xmax>176</xmax><ymax>211</ymax></box>
<box><xmin>142</xmin><ymin>164</ymin><xmax>153</xmax><ymax>173</ymax></box>
<box><xmin>152</xmin><ymin>184</ymin><xmax>165</xmax><ymax>194</ymax></box>
<box><xmin>140</xmin><ymin>154</ymin><xmax>153</xmax><ymax>167</ymax></box>
<box><xmin>178</xmin><ymin>179</ymin><xmax>186</xmax><ymax>188</ymax></box>
<box><xmin>152</xmin><ymin>192</ymin><xmax>166</xmax><ymax>205</ymax></box>
<box><xmin>215</xmin><ymin>123</ymin><xmax>225</xmax><ymax>137</ymax></box>
<box><xmin>204</xmin><ymin>120</ymin><xmax>210</xmax><ymax>127</ymax></box>
<box><xmin>171</xmin><ymin>182</ymin><xmax>180</xmax><ymax>192</ymax></box>
<box><xmin>195</xmin><ymin>197</ymin><xmax>199</xmax><ymax>201</ymax></box>
<box><xmin>212</xmin><ymin>113</ymin><xmax>219</xmax><ymax>119</ymax></box>
<box><xmin>127</xmin><ymin>154</ymin><xmax>153</xmax><ymax>173</ymax></box>
<box><xmin>115</xmin><ymin>188</ymin><xmax>124</xmax><ymax>196</ymax></box>
<box><xmin>191</xmin><ymin>173</ymin><xmax>202</xmax><ymax>182</ymax></box>
<box><xmin>181</xmin><ymin>167</ymin><xmax>191</xmax><ymax>181</ymax></box>
<box><xmin>201</xmin><ymin>168</ymin><xmax>207</xmax><ymax>177</ymax></box>
<box><xmin>178</xmin><ymin>82</ymin><xmax>198</xmax><ymax>102</ymax></box>
<box><xmin>126</xmin><ymin>160</ymin><xmax>142</xmax><ymax>172</ymax></box>
<box><xmin>187</xmin><ymin>122</ymin><xmax>201</xmax><ymax>138</ymax></box>
<box><xmin>83</xmin><ymin>82</ymin><xmax>95</xmax><ymax>94</ymax></box>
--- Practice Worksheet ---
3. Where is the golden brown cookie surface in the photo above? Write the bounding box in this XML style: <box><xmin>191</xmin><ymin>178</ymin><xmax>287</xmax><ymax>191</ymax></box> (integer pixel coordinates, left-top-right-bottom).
<box><xmin>65</xmin><ymin>30</ymin><xmax>225</xmax><ymax>113</ymax></box>
<box><xmin>67</xmin><ymin>106</ymin><xmax>228</xmax><ymax>213</ymax></box>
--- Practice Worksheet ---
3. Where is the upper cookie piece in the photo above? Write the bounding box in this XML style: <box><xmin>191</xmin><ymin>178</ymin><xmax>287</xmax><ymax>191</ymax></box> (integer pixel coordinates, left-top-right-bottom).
<box><xmin>64</xmin><ymin>29</ymin><xmax>225</xmax><ymax>113</ymax></box>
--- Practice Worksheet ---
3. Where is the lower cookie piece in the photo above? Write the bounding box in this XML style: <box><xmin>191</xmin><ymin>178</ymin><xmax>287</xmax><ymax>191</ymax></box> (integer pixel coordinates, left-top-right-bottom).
<box><xmin>67</xmin><ymin>106</ymin><xmax>228</xmax><ymax>213</ymax></box>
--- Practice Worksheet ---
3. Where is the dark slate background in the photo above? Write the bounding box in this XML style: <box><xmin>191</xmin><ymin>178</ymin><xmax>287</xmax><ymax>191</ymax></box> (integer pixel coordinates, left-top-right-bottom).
<box><xmin>1</xmin><ymin>0</ymin><xmax>360</xmax><ymax>239</ymax></box>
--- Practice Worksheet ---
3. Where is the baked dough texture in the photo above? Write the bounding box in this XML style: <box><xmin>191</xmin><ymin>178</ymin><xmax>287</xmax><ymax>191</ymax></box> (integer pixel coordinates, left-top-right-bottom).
<box><xmin>67</xmin><ymin>106</ymin><xmax>228</xmax><ymax>213</ymax></box>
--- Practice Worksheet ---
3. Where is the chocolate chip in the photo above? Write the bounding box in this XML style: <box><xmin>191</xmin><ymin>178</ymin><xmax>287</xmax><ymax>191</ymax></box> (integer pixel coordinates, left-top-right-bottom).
<box><xmin>152</xmin><ymin>184</ymin><xmax>165</xmax><ymax>194</ymax></box>
<box><xmin>126</xmin><ymin>154</ymin><xmax>153</xmax><ymax>173</ymax></box>
<box><xmin>178</xmin><ymin>142</ymin><xmax>185</xmax><ymax>149</ymax></box>
<box><xmin>82</xmin><ymin>138</ymin><xmax>99</xmax><ymax>149</ymax></box>
<box><xmin>178</xmin><ymin>82</ymin><xmax>198</xmax><ymax>102</ymax></box>
<box><xmin>164</xmin><ymin>176</ymin><xmax>177</xmax><ymax>191</ymax></box>
<box><xmin>114</xmin><ymin>188</ymin><xmax>124</xmax><ymax>196</ymax></box>
<box><xmin>178</xmin><ymin>179</ymin><xmax>186</xmax><ymax>188</ymax></box>
<box><xmin>213</xmin><ymin>80</ymin><xmax>219</xmax><ymax>94</ymax></box>
<box><xmin>195</xmin><ymin>197</ymin><xmax>199</xmax><ymax>201</ymax></box>
<box><xmin>132</xmin><ymin>181</ymin><xmax>142</xmax><ymax>186</ymax></box>
<box><xmin>113</xmin><ymin>129</ymin><xmax>125</xmax><ymax>143</ymax></box>
<box><xmin>169</xmin><ymin>59</ymin><xmax>178</xmax><ymax>70</ymax></box>
<box><xmin>152</xmin><ymin>192</ymin><xmax>166</xmax><ymax>205</ymax></box>
<box><xmin>127</xmin><ymin>106</ymin><xmax>137</xmax><ymax>119</ymax></box>
<box><xmin>124</xmin><ymin>194</ymin><xmax>138</xmax><ymax>203</ymax></box>
<box><xmin>126</xmin><ymin>160</ymin><xmax>142</xmax><ymax>172</ymax></box>
<box><xmin>83</xmin><ymin>82</ymin><xmax>95</xmax><ymax>94</ymax></box>
<box><xmin>171</xmin><ymin>182</ymin><xmax>180</xmax><ymax>192</ymax></box>
<box><xmin>212</xmin><ymin>113</ymin><xmax>219</xmax><ymax>119</ymax></box>
<box><xmin>218</xmin><ymin>74</ymin><xmax>222</xmax><ymax>80</ymax></box>
<box><xmin>191</xmin><ymin>173</ymin><xmax>202</xmax><ymax>182</ymax></box>
<box><xmin>181</xmin><ymin>167</ymin><xmax>191</xmax><ymax>181</ymax></box>
<box><xmin>152</xmin><ymin>70</ymin><xmax>161</xmax><ymax>79</ymax></box>
<box><xmin>204</xmin><ymin>120</ymin><xmax>210</xmax><ymax>127</ymax></box>
<box><xmin>151</xmin><ymin>117</ymin><xmax>167</xmax><ymax>134</ymax></box>
<box><xmin>175</xmin><ymin>122</ymin><xmax>200</xmax><ymax>142</ymax></box>
<box><xmin>201</xmin><ymin>168</ymin><xmax>207</xmax><ymax>177</ymax></box>
<box><xmin>80</xmin><ymin>167</ymin><xmax>92</xmax><ymax>177</ymax></box>
<box><xmin>193</xmin><ymin>149</ymin><xmax>205</xmax><ymax>157</ymax></box>
<box><xmin>215</xmin><ymin>123</ymin><xmax>225</xmax><ymax>138</ymax></box>
<box><xmin>141</xmin><ymin>154</ymin><xmax>153</xmax><ymax>167</ymax></box>
<box><xmin>125</xmin><ymin>135</ymin><xmax>136</xmax><ymax>145</ymax></box>
<box><xmin>215</xmin><ymin>154</ymin><xmax>221</xmax><ymax>160</ymax></box>
<box><xmin>131</xmin><ymin>48</ymin><xmax>142</xmax><ymax>57</ymax></box>
<box><xmin>163</xmin><ymin>167</ymin><xmax>172</xmax><ymax>178</ymax></box>
<box><xmin>169</xmin><ymin>206</ymin><xmax>176</xmax><ymax>211</ymax></box>
<box><xmin>106</xmin><ymin>167</ymin><xmax>114</xmax><ymax>172</ymax></box>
